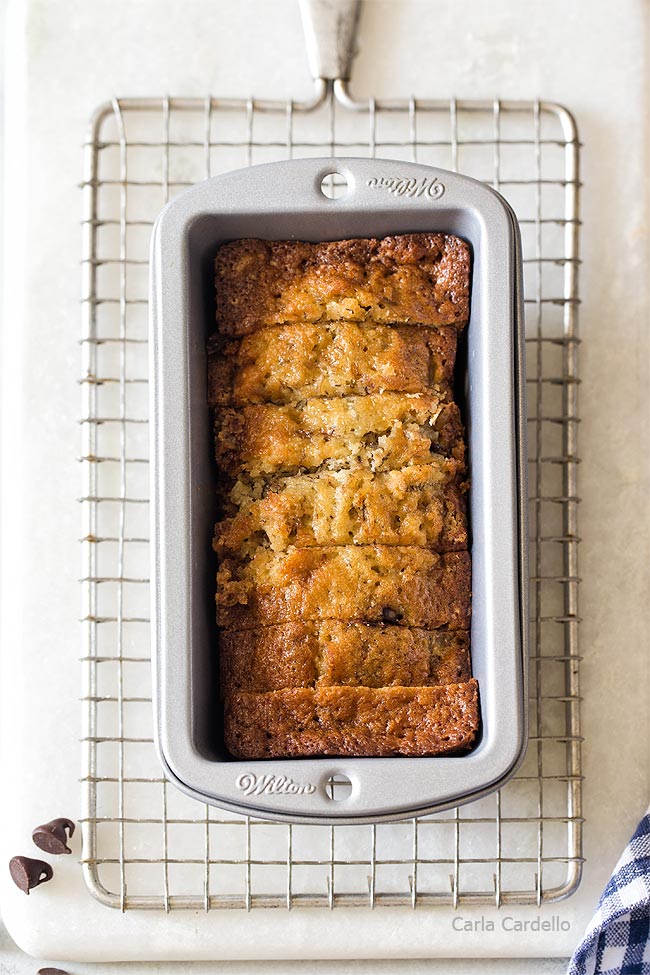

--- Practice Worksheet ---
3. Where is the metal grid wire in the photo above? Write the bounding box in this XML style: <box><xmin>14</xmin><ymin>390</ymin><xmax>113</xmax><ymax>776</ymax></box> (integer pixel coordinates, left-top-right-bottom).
<box><xmin>80</xmin><ymin>83</ymin><xmax>582</xmax><ymax>910</ymax></box>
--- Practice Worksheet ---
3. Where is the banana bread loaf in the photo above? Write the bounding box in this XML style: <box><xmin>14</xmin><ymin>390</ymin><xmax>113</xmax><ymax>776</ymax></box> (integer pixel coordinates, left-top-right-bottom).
<box><xmin>212</xmin><ymin>233</ymin><xmax>476</xmax><ymax>760</ymax></box>
<box><xmin>220</xmin><ymin>623</ymin><xmax>470</xmax><ymax>693</ymax></box>
<box><xmin>208</xmin><ymin>322</ymin><xmax>457</xmax><ymax>406</ymax></box>
<box><xmin>214</xmin><ymin>461</ymin><xmax>467</xmax><ymax>557</ymax></box>
<box><xmin>216</xmin><ymin>545</ymin><xmax>471</xmax><ymax>631</ymax></box>
<box><xmin>224</xmin><ymin>681</ymin><xmax>479</xmax><ymax>758</ymax></box>
<box><xmin>214</xmin><ymin>235</ymin><xmax>470</xmax><ymax>337</ymax></box>
<box><xmin>215</xmin><ymin>392</ymin><xmax>464</xmax><ymax>479</ymax></box>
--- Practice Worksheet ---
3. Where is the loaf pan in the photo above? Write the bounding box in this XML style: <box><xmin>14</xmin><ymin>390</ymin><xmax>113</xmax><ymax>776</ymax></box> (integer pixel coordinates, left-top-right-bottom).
<box><xmin>150</xmin><ymin>156</ymin><xmax>528</xmax><ymax>824</ymax></box>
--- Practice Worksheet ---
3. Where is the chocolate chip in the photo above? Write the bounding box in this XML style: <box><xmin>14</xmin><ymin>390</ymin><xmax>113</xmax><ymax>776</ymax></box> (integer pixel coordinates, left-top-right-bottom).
<box><xmin>381</xmin><ymin>606</ymin><xmax>403</xmax><ymax>624</ymax></box>
<box><xmin>38</xmin><ymin>969</ymin><xmax>69</xmax><ymax>975</ymax></box>
<box><xmin>8</xmin><ymin>856</ymin><xmax>53</xmax><ymax>894</ymax></box>
<box><xmin>32</xmin><ymin>818</ymin><xmax>76</xmax><ymax>856</ymax></box>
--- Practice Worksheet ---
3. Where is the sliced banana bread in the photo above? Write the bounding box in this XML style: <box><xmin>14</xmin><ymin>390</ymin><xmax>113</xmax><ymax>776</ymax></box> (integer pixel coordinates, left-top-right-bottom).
<box><xmin>224</xmin><ymin>681</ymin><xmax>479</xmax><ymax>758</ymax></box>
<box><xmin>220</xmin><ymin>622</ymin><xmax>470</xmax><ymax>693</ymax></box>
<box><xmin>216</xmin><ymin>545</ymin><xmax>470</xmax><ymax>631</ymax></box>
<box><xmin>215</xmin><ymin>461</ymin><xmax>467</xmax><ymax>557</ymax></box>
<box><xmin>214</xmin><ymin>235</ymin><xmax>470</xmax><ymax>337</ymax></box>
<box><xmin>214</xmin><ymin>391</ymin><xmax>464</xmax><ymax>479</ymax></box>
<box><xmin>208</xmin><ymin>321</ymin><xmax>457</xmax><ymax>406</ymax></box>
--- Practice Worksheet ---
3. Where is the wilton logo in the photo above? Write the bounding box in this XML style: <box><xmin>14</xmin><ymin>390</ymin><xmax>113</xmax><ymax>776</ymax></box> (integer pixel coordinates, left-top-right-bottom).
<box><xmin>366</xmin><ymin>175</ymin><xmax>445</xmax><ymax>199</ymax></box>
<box><xmin>235</xmin><ymin>772</ymin><xmax>317</xmax><ymax>797</ymax></box>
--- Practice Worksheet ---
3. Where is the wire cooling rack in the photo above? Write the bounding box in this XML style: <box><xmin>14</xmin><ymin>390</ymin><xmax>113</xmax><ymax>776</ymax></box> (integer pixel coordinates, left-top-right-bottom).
<box><xmin>80</xmin><ymin>83</ymin><xmax>582</xmax><ymax>911</ymax></box>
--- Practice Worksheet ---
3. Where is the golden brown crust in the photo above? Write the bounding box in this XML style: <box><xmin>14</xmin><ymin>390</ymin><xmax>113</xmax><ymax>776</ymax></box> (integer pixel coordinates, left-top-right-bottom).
<box><xmin>216</xmin><ymin>546</ymin><xmax>471</xmax><ymax>631</ymax></box>
<box><xmin>214</xmin><ymin>392</ymin><xmax>464</xmax><ymax>479</ymax></box>
<box><xmin>220</xmin><ymin>622</ymin><xmax>318</xmax><ymax>692</ymax></box>
<box><xmin>214</xmin><ymin>461</ymin><xmax>467</xmax><ymax>557</ymax></box>
<box><xmin>208</xmin><ymin>322</ymin><xmax>457</xmax><ymax>406</ymax></box>
<box><xmin>214</xmin><ymin>235</ymin><xmax>470</xmax><ymax>337</ymax></box>
<box><xmin>224</xmin><ymin>681</ymin><xmax>479</xmax><ymax>758</ymax></box>
<box><xmin>220</xmin><ymin>623</ymin><xmax>470</xmax><ymax>692</ymax></box>
<box><xmin>319</xmin><ymin>625</ymin><xmax>470</xmax><ymax>688</ymax></box>
<box><xmin>212</xmin><ymin>234</ymin><xmax>474</xmax><ymax>759</ymax></box>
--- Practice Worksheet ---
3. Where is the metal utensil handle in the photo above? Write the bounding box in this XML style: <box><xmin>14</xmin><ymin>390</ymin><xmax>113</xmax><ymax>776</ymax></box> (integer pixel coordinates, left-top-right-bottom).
<box><xmin>299</xmin><ymin>0</ymin><xmax>362</xmax><ymax>81</ymax></box>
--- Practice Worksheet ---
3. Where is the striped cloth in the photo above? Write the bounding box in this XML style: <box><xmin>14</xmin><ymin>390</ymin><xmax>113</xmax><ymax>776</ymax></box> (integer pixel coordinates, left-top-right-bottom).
<box><xmin>569</xmin><ymin>810</ymin><xmax>650</xmax><ymax>975</ymax></box>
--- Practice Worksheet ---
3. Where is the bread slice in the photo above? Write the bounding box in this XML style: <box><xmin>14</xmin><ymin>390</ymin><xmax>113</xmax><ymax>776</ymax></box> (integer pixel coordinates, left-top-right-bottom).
<box><xmin>214</xmin><ymin>235</ymin><xmax>470</xmax><ymax>337</ymax></box>
<box><xmin>214</xmin><ymin>391</ymin><xmax>464</xmax><ymax>479</ymax></box>
<box><xmin>207</xmin><ymin>322</ymin><xmax>457</xmax><ymax>406</ymax></box>
<box><xmin>216</xmin><ymin>546</ymin><xmax>470</xmax><ymax>631</ymax></box>
<box><xmin>214</xmin><ymin>460</ymin><xmax>467</xmax><ymax>558</ymax></box>
<box><xmin>224</xmin><ymin>681</ymin><xmax>479</xmax><ymax>758</ymax></box>
<box><xmin>220</xmin><ymin>623</ymin><xmax>470</xmax><ymax>693</ymax></box>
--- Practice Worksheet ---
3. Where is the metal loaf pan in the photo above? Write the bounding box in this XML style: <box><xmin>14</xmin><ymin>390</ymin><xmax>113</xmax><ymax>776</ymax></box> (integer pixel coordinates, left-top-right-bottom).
<box><xmin>150</xmin><ymin>157</ymin><xmax>528</xmax><ymax>824</ymax></box>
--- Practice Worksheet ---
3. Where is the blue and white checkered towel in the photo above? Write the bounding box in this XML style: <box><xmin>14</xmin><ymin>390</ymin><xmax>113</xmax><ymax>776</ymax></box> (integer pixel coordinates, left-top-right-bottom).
<box><xmin>568</xmin><ymin>810</ymin><xmax>650</xmax><ymax>975</ymax></box>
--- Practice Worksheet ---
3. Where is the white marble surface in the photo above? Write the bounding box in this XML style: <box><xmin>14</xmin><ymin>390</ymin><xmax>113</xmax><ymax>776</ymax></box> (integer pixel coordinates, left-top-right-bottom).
<box><xmin>0</xmin><ymin>923</ymin><xmax>570</xmax><ymax>975</ymax></box>
<box><xmin>1</xmin><ymin>0</ymin><xmax>649</xmax><ymax>970</ymax></box>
